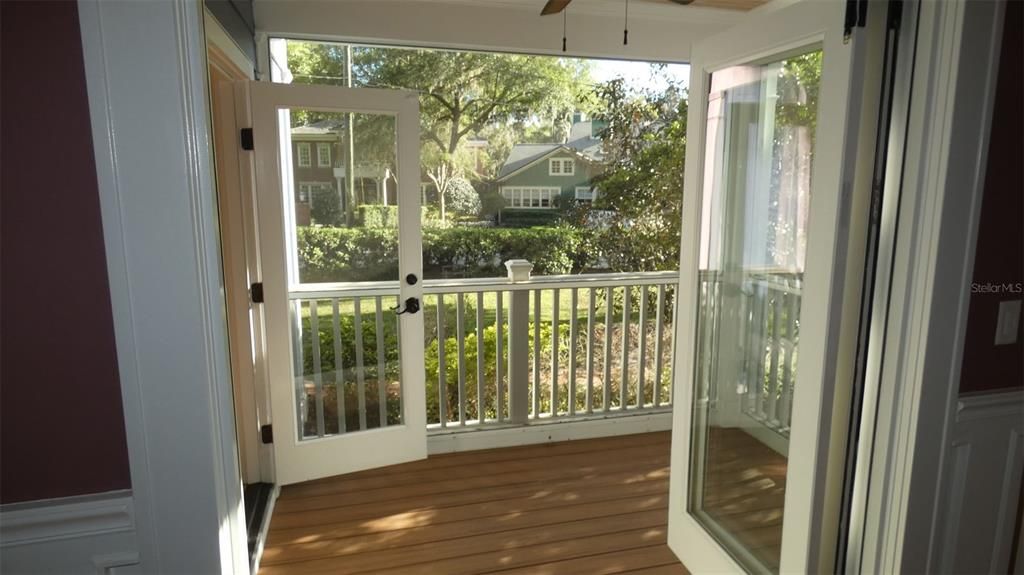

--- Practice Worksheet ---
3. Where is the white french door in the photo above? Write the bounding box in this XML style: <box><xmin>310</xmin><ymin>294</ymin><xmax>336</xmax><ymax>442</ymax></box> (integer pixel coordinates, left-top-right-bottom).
<box><xmin>669</xmin><ymin>0</ymin><xmax>871</xmax><ymax>572</ymax></box>
<box><xmin>247</xmin><ymin>82</ymin><xmax>426</xmax><ymax>485</ymax></box>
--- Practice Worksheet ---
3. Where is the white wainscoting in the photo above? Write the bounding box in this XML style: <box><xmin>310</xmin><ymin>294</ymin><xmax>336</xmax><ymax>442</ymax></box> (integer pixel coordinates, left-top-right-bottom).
<box><xmin>934</xmin><ymin>389</ymin><xmax>1024</xmax><ymax>574</ymax></box>
<box><xmin>0</xmin><ymin>490</ymin><xmax>139</xmax><ymax>574</ymax></box>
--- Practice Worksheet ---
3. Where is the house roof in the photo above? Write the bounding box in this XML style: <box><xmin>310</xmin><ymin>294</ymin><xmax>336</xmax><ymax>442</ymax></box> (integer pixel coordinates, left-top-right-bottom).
<box><xmin>496</xmin><ymin>120</ymin><xmax>604</xmax><ymax>180</ymax></box>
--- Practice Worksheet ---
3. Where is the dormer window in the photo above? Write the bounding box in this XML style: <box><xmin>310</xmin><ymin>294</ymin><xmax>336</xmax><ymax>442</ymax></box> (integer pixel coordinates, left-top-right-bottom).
<box><xmin>549</xmin><ymin>158</ymin><xmax>574</xmax><ymax>176</ymax></box>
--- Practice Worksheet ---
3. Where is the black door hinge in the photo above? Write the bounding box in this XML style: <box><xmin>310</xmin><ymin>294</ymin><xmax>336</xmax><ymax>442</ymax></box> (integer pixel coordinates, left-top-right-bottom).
<box><xmin>844</xmin><ymin>0</ymin><xmax>869</xmax><ymax>41</ymax></box>
<box><xmin>250</xmin><ymin>282</ymin><xmax>264</xmax><ymax>304</ymax></box>
<box><xmin>260</xmin><ymin>424</ymin><xmax>273</xmax><ymax>444</ymax></box>
<box><xmin>240</xmin><ymin>128</ymin><xmax>254</xmax><ymax>151</ymax></box>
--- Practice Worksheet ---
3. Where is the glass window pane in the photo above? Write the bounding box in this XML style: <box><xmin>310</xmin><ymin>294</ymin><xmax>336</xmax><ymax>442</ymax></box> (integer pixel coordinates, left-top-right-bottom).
<box><xmin>688</xmin><ymin>49</ymin><xmax>821</xmax><ymax>573</ymax></box>
<box><xmin>279</xmin><ymin>108</ymin><xmax>403</xmax><ymax>441</ymax></box>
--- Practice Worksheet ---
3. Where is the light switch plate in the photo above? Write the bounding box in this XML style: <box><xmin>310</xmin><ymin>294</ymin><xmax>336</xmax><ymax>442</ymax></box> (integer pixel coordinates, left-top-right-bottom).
<box><xmin>995</xmin><ymin>299</ymin><xmax>1022</xmax><ymax>345</ymax></box>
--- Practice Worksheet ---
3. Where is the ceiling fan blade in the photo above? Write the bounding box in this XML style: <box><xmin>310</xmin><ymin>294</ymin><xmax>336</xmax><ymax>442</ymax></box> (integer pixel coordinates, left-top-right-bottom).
<box><xmin>540</xmin><ymin>0</ymin><xmax>572</xmax><ymax>15</ymax></box>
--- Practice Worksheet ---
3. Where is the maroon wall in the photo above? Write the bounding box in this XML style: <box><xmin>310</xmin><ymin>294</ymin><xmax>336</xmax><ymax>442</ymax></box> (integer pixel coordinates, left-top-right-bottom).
<box><xmin>959</xmin><ymin>0</ymin><xmax>1024</xmax><ymax>395</ymax></box>
<box><xmin>1</xmin><ymin>1</ymin><xmax>132</xmax><ymax>502</ymax></box>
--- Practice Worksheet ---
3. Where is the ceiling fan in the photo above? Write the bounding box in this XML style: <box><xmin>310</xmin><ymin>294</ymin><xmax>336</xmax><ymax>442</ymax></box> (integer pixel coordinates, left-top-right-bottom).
<box><xmin>541</xmin><ymin>0</ymin><xmax>693</xmax><ymax>15</ymax></box>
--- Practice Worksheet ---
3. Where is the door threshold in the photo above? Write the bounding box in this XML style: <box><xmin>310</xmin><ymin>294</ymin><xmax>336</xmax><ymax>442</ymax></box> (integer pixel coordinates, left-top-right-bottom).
<box><xmin>243</xmin><ymin>482</ymin><xmax>278</xmax><ymax>573</ymax></box>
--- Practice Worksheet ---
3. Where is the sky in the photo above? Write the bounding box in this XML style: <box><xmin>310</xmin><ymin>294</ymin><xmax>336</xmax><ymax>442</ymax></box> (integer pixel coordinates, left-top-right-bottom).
<box><xmin>591</xmin><ymin>59</ymin><xmax>690</xmax><ymax>93</ymax></box>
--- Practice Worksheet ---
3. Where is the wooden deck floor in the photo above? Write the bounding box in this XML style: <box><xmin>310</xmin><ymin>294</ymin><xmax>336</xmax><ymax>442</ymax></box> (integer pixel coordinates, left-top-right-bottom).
<box><xmin>259</xmin><ymin>430</ymin><xmax>785</xmax><ymax>574</ymax></box>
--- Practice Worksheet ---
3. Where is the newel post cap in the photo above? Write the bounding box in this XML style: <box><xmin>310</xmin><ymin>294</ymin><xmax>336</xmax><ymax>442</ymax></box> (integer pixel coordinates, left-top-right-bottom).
<box><xmin>504</xmin><ymin>259</ymin><xmax>534</xmax><ymax>283</ymax></box>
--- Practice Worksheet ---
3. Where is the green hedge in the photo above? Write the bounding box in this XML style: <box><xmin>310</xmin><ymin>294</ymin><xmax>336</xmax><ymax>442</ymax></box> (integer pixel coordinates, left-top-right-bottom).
<box><xmin>297</xmin><ymin>225</ymin><xmax>595</xmax><ymax>282</ymax></box>
<box><xmin>498</xmin><ymin>209</ymin><xmax>564</xmax><ymax>228</ymax></box>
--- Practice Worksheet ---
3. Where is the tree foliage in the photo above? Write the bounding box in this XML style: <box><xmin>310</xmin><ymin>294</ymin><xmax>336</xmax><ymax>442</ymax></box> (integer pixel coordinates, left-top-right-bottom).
<box><xmin>353</xmin><ymin>49</ymin><xmax>590</xmax><ymax>161</ymax></box>
<box><xmin>588</xmin><ymin>74</ymin><xmax>688</xmax><ymax>272</ymax></box>
<box><xmin>443</xmin><ymin>177</ymin><xmax>481</xmax><ymax>217</ymax></box>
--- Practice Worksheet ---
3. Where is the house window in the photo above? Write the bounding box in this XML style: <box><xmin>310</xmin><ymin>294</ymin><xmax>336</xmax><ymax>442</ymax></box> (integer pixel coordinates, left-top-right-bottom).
<box><xmin>297</xmin><ymin>143</ymin><xmax>311</xmax><ymax>167</ymax></box>
<box><xmin>500</xmin><ymin>186</ymin><xmax>559</xmax><ymax>209</ymax></box>
<box><xmin>549</xmin><ymin>158</ymin><xmax>574</xmax><ymax>176</ymax></box>
<box><xmin>297</xmin><ymin>182</ymin><xmax>332</xmax><ymax>203</ymax></box>
<box><xmin>575</xmin><ymin>186</ymin><xmax>597</xmax><ymax>201</ymax></box>
<box><xmin>317</xmin><ymin>143</ymin><xmax>331</xmax><ymax>167</ymax></box>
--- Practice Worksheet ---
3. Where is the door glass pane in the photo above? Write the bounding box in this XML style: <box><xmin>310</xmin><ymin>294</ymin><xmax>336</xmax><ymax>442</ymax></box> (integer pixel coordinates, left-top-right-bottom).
<box><xmin>689</xmin><ymin>49</ymin><xmax>821</xmax><ymax>573</ymax></box>
<box><xmin>277</xmin><ymin>108</ymin><xmax>403</xmax><ymax>441</ymax></box>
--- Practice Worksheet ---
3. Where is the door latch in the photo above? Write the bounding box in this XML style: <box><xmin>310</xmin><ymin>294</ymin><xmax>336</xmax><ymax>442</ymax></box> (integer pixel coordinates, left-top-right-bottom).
<box><xmin>392</xmin><ymin>297</ymin><xmax>420</xmax><ymax>315</ymax></box>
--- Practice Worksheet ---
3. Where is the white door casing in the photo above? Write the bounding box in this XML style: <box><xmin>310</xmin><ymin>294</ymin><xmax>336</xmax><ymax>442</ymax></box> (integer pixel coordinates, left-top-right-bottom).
<box><xmin>247</xmin><ymin>82</ymin><xmax>426</xmax><ymax>485</ymax></box>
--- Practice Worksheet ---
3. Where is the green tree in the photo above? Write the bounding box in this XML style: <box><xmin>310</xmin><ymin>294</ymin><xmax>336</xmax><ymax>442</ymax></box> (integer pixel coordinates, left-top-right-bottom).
<box><xmin>589</xmin><ymin>75</ymin><xmax>688</xmax><ymax>272</ymax></box>
<box><xmin>352</xmin><ymin>48</ymin><xmax>591</xmax><ymax>213</ymax></box>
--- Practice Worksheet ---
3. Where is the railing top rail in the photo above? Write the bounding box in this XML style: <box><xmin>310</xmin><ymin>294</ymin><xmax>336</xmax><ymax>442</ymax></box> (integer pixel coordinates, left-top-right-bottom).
<box><xmin>288</xmin><ymin>270</ymin><xmax>682</xmax><ymax>300</ymax></box>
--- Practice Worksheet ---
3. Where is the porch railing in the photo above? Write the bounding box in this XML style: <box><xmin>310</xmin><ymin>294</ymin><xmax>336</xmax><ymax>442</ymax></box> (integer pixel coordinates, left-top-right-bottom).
<box><xmin>288</xmin><ymin>262</ymin><xmax>679</xmax><ymax>438</ymax></box>
<box><xmin>697</xmin><ymin>271</ymin><xmax>801</xmax><ymax>439</ymax></box>
<box><xmin>288</xmin><ymin>263</ymin><xmax>797</xmax><ymax>442</ymax></box>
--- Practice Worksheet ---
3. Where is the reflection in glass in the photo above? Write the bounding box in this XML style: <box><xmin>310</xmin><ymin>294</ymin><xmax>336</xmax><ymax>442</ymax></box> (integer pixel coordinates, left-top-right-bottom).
<box><xmin>688</xmin><ymin>50</ymin><xmax>821</xmax><ymax>573</ymax></box>
<box><xmin>278</xmin><ymin>108</ymin><xmax>404</xmax><ymax>440</ymax></box>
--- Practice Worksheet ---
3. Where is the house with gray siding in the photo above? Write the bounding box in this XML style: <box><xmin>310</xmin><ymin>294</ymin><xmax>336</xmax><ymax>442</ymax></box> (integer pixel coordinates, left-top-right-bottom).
<box><xmin>495</xmin><ymin>118</ymin><xmax>605</xmax><ymax>209</ymax></box>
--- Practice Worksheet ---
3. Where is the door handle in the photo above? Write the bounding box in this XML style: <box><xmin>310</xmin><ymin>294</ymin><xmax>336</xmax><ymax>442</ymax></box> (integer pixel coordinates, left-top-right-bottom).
<box><xmin>392</xmin><ymin>297</ymin><xmax>420</xmax><ymax>315</ymax></box>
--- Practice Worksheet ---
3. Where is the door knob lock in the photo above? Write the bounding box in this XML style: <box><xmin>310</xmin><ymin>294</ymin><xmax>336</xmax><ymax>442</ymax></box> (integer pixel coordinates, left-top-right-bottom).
<box><xmin>392</xmin><ymin>297</ymin><xmax>420</xmax><ymax>315</ymax></box>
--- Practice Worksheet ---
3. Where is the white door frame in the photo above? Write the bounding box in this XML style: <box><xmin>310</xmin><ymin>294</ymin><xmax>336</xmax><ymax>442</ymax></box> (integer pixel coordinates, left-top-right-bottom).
<box><xmin>854</xmin><ymin>0</ymin><xmax>1009</xmax><ymax>572</ymax></box>
<box><xmin>79</xmin><ymin>0</ymin><xmax>249</xmax><ymax>570</ymax></box>
<box><xmin>247</xmin><ymin>82</ymin><xmax>427</xmax><ymax>485</ymax></box>
<box><xmin>667</xmin><ymin>0</ymin><xmax>875</xmax><ymax>572</ymax></box>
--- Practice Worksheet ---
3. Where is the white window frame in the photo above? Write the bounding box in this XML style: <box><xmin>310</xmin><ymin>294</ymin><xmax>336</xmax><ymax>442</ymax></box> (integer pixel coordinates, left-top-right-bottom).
<box><xmin>500</xmin><ymin>186</ymin><xmax>560</xmax><ymax>209</ymax></box>
<box><xmin>548</xmin><ymin>158</ymin><xmax>575</xmax><ymax>176</ymax></box>
<box><xmin>574</xmin><ymin>186</ymin><xmax>596</xmax><ymax>201</ymax></box>
<box><xmin>296</xmin><ymin>142</ymin><xmax>311</xmax><ymax>167</ymax></box>
<box><xmin>316</xmin><ymin>142</ymin><xmax>331</xmax><ymax>167</ymax></box>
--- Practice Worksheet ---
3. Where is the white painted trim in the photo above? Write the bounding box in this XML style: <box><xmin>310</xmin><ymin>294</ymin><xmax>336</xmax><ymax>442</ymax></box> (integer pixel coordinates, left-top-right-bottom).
<box><xmin>668</xmin><ymin>0</ymin><xmax>872</xmax><ymax>572</ymax></box>
<box><xmin>78</xmin><ymin>0</ymin><xmax>248</xmax><ymax>571</ymax></box>
<box><xmin>500</xmin><ymin>185</ymin><xmax>560</xmax><ymax>209</ymax></box>
<box><xmin>0</xmin><ymin>492</ymin><xmax>139</xmax><ymax>574</ymax></box>
<box><xmin>932</xmin><ymin>390</ymin><xmax>1024</xmax><ymax>573</ymax></box>
<box><xmin>249</xmin><ymin>82</ymin><xmax>427</xmax><ymax>485</ymax></box>
<box><xmin>255</xmin><ymin>0</ymin><xmax>745</xmax><ymax>65</ymax></box>
<box><xmin>427</xmin><ymin>412</ymin><xmax>672</xmax><ymax>454</ymax></box>
<box><xmin>0</xmin><ymin>491</ymin><xmax>133</xmax><ymax>547</ymax></box>
<box><xmin>857</xmin><ymin>0</ymin><xmax>1008</xmax><ymax>572</ymax></box>
<box><xmin>548</xmin><ymin>157</ymin><xmax>574</xmax><ymax>176</ymax></box>
<box><xmin>957</xmin><ymin>390</ymin><xmax>1024</xmax><ymax>421</ymax></box>
<box><xmin>203</xmin><ymin>8</ymin><xmax>254</xmax><ymax>78</ymax></box>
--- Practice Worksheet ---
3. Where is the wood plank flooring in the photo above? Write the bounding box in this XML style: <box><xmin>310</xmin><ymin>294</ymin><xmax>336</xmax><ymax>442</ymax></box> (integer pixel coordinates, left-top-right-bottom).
<box><xmin>260</xmin><ymin>430</ymin><xmax>785</xmax><ymax>574</ymax></box>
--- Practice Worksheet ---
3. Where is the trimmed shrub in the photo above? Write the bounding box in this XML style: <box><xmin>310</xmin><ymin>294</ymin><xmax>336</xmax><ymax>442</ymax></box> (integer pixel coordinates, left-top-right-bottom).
<box><xmin>498</xmin><ymin>209</ymin><xmax>563</xmax><ymax>228</ymax></box>
<box><xmin>297</xmin><ymin>225</ymin><xmax>596</xmax><ymax>282</ymax></box>
<box><xmin>358</xmin><ymin>205</ymin><xmax>400</xmax><ymax>228</ymax></box>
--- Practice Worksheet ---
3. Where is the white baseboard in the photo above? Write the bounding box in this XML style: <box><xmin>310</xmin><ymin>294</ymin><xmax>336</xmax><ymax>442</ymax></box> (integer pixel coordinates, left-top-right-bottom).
<box><xmin>427</xmin><ymin>411</ymin><xmax>673</xmax><ymax>454</ymax></box>
<box><xmin>0</xmin><ymin>490</ymin><xmax>139</xmax><ymax>574</ymax></box>
<box><xmin>934</xmin><ymin>389</ymin><xmax>1024</xmax><ymax>574</ymax></box>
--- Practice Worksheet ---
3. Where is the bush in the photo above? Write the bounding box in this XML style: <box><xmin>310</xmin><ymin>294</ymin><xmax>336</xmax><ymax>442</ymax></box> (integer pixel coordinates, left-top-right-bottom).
<box><xmin>297</xmin><ymin>225</ymin><xmax>596</xmax><ymax>281</ymax></box>
<box><xmin>358</xmin><ymin>205</ymin><xmax>399</xmax><ymax>228</ymax></box>
<box><xmin>297</xmin><ymin>226</ymin><xmax>399</xmax><ymax>282</ymax></box>
<box><xmin>445</xmin><ymin>177</ymin><xmax>482</xmax><ymax>217</ymax></box>
<box><xmin>498</xmin><ymin>209</ymin><xmax>563</xmax><ymax>228</ymax></box>
<box><xmin>310</xmin><ymin>186</ymin><xmax>343</xmax><ymax>226</ymax></box>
